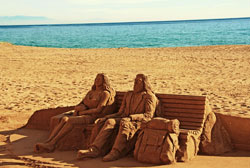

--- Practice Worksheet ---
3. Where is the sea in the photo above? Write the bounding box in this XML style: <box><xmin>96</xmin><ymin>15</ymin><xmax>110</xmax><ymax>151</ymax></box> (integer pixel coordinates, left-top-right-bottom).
<box><xmin>0</xmin><ymin>17</ymin><xmax>250</xmax><ymax>48</ymax></box>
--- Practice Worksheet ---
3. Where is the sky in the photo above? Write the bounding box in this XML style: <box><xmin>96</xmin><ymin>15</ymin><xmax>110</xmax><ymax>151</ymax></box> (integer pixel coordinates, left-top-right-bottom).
<box><xmin>0</xmin><ymin>0</ymin><xmax>249</xmax><ymax>25</ymax></box>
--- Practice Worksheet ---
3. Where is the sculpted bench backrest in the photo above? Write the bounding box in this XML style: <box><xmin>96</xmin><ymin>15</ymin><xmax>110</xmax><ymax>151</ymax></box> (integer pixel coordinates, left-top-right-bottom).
<box><xmin>156</xmin><ymin>93</ymin><xmax>207</xmax><ymax>130</ymax></box>
<box><xmin>116</xmin><ymin>91</ymin><xmax>209</xmax><ymax>162</ymax></box>
<box><xmin>116</xmin><ymin>91</ymin><xmax>207</xmax><ymax>130</ymax></box>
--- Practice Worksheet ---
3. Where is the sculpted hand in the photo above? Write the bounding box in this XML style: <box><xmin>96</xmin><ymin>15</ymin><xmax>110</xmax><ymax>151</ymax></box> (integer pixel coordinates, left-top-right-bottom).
<box><xmin>74</xmin><ymin>105</ymin><xmax>80</xmax><ymax>111</ymax></box>
<box><xmin>95</xmin><ymin>117</ymin><xmax>106</xmax><ymax>124</ymax></box>
<box><xmin>120</xmin><ymin>117</ymin><xmax>132</xmax><ymax>128</ymax></box>
<box><xmin>73</xmin><ymin>110</ymin><xmax>78</xmax><ymax>116</ymax></box>
<box><xmin>74</xmin><ymin>104</ymin><xmax>87</xmax><ymax>115</ymax></box>
<box><xmin>121</xmin><ymin>117</ymin><xmax>131</xmax><ymax>122</ymax></box>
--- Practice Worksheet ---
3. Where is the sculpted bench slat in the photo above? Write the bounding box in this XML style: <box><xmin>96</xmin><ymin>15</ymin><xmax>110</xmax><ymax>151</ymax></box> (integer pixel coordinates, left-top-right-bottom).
<box><xmin>157</xmin><ymin>93</ymin><xmax>208</xmax><ymax>162</ymax></box>
<box><xmin>25</xmin><ymin>91</ymin><xmax>210</xmax><ymax>162</ymax></box>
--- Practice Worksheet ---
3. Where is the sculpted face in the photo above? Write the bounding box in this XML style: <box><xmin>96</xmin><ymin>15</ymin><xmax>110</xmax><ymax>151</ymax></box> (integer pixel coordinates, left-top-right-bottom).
<box><xmin>95</xmin><ymin>74</ymin><xmax>104</xmax><ymax>87</ymax></box>
<box><xmin>133</xmin><ymin>75</ymin><xmax>144</xmax><ymax>93</ymax></box>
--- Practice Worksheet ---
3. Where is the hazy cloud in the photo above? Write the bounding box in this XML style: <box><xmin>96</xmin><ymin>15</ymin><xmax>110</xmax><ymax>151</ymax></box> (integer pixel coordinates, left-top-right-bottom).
<box><xmin>0</xmin><ymin>16</ymin><xmax>56</xmax><ymax>25</ymax></box>
<box><xmin>0</xmin><ymin>0</ymin><xmax>249</xmax><ymax>25</ymax></box>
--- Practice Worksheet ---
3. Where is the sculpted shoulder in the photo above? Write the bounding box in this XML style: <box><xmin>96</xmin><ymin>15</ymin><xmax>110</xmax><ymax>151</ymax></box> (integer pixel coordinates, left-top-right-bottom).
<box><xmin>144</xmin><ymin>92</ymin><xmax>157</xmax><ymax>101</ymax></box>
<box><xmin>102</xmin><ymin>90</ymin><xmax>110</xmax><ymax>97</ymax></box>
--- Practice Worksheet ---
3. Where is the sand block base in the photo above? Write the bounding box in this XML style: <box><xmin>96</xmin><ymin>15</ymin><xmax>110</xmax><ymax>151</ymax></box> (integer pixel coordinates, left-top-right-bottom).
<box><xmin>218</xmin><ymin>113</ymin><xmax>250</xmax><ymax>150</ymax></box>
<box><xmin>1</xmin><ymin>128</ymin><xmax>249</xmax><ymax>168</ymax></box>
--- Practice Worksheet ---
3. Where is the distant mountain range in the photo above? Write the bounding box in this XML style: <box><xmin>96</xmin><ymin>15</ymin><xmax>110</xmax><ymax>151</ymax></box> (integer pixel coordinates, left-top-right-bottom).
<box><xmin>0</xmin><ymin>16</ymin><xmax>55</xmax><ymax>25</ymax></box>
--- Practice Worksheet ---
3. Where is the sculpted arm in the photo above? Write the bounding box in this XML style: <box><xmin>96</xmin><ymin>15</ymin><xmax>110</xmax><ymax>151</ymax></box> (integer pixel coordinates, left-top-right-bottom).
<box><xmin>73</xmin><ymin>91</ymin><xmax>91</xmax><ymax>115</ymax></box>
<box><xmin>130</xmin><ymin>94</ymin><xmax>157</xmax><ymax>122</ymax></box>
<box><xmin>75</xmin><ymin>91</ymin><xmax>91</xmax><ymax>108</ymax></box>
<box><xmin>78</xmin><ymin>91</ymin><xmax>110</xmax><ymax>115</ymax></box>
<box><xmin>78</xmin><ymin>91</ymin><xmax>91</xmax><ymax>105</ymax></box>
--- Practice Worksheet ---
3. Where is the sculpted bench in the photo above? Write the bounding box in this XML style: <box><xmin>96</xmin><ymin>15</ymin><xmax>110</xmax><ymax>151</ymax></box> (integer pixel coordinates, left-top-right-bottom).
<box><xmin>116</xmin><ymin>92</ymin><xmax>211</xmax><ymax>162</ymax></box>
<box><xmin>26</xmin><ymin>91</ymin><xmax>212</xmax><ymax>162</ymax></box>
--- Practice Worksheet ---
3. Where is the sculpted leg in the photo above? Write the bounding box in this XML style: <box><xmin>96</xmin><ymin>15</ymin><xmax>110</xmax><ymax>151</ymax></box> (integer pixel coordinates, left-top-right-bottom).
<box><xmin>77</xmin><ymin>118</ymin><xmax>120</xmax><ymax>160</ymax></box>
<box><xmin>47</xmin><ymin>116</ymin><xmax>68</xmax><ymax>142</ymax></box>
<box><xmin>103</xmin><ymin>119</ymin><xmax>140</xmax><ymax>162</ymax></box>
<box><xmin>34</xmin><ymin>116</ymin><xmax>74</xmax><ymax>153</ymax></box>
<box><xmin>47</xmin><ymin>117</ymin><xmax>75</xmax><ymax>145</ymax></box>
<box><xmin>92</xmin><ymin>118</ymin><xmax>119</xmax><ymax>150</ymax></box>
<box><xmin>89</xmin><ymin>120</ymin><xmax>105</xmax><ymax>145</ymax></box>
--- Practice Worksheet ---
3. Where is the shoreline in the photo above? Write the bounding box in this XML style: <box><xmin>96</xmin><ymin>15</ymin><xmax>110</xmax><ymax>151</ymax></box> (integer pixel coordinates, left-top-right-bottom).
<box><xmin>1</xmin><ymin>41</ymin><xmax>249</xmax><ymax>50</ymax></box>
<box><xmin>0</xmin><ymin>43</ymin><xmax>250</xmax><ymax>131</ymax></box>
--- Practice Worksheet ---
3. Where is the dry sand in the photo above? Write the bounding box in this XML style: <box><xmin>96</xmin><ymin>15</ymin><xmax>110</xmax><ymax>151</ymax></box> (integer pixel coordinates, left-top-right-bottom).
<box><xmin>0</xmin><ymin>43</ymin><xmax>250</xmax><ymax>167</ymax></box>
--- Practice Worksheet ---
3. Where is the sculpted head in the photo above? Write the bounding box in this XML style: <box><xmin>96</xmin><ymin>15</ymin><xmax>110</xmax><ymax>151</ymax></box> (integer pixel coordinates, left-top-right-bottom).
<box><xmin>95</xmin><ymin>74</ymin><xmax>104</xmax><ymax>87</ymax></box>
<box><xmin>133</xmin><ymin>74</ymin><xmax>153</xmax><ymax>93</ymax></box>
<box><xmin>92</xmin><ymin>73</ymin><xmax>111</xmax><ymax>91</ymax></box>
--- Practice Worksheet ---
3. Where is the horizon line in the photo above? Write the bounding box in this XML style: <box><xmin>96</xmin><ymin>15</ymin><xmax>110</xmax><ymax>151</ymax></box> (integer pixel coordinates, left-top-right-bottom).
<box><xmin>0</xmin><ymin>16</ymin><xmax>250</xmax><ymax>27</ymax></box>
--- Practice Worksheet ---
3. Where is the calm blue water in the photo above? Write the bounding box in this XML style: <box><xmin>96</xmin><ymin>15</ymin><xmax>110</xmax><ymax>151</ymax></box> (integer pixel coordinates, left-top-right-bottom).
<box><xmin>0</xmin><ymin>18</ymin><xmax>250</xmax><ymax>48</ymax></box>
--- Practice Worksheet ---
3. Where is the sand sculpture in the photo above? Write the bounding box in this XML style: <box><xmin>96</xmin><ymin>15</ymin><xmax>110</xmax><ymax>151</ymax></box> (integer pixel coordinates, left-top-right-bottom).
<box><xmin>31</xmin><ymin>73</ymin><xmax>225</xmax><ymax>163</ymax></box>
<box><xmin>34</xmin><ymin>73</ymin><xmax>116</xmax><ymax>153</ymax></box>
<box><xmin>29</xmin><ymin>73</ymin><xmax>231</xmax><ymax>164</ymax></box>
<box><xmin>199</xmin><ymin>112</ymin><xmax>233</xmax><ymax>155</ymax></box>
<box><xmin>77</xmin><ymin>74</ymin><xmax>159</xmax><ymax>161</ymax></box>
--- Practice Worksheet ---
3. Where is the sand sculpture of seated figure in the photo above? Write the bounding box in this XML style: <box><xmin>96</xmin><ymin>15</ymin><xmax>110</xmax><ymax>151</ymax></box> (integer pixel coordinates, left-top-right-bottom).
<box><xmin>77</xmin><ymin>74</ymin><xmax>158</xmax><ymax>162</ymax></box>
<box><xmin>34</xmin><ymin>73</ymin><xmax>116</xmax><ymax>153</ymax></box>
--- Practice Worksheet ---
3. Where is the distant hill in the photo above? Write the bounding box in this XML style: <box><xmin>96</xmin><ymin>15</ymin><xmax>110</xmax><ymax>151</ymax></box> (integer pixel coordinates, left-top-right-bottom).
<box><xmin>0</xmin><ymin>16</ymin><xmax>55</xmax><ymax>25</ymax></box>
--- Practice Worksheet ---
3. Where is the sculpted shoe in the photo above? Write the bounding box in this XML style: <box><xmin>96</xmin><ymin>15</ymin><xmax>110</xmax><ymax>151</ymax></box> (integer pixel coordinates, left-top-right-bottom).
<box><xmin>34</xmin><ymin>143</ymin><xmax>42</xmax><ymax>153</ymax></box>
<box><xmin>77</xmin><ymin>146</ymin><xmax>100</xmax><ymax>160</ymax></box>
<box><xmin>34</xmin><ymin>143</ymin><xmax>55</xmax><ymax>153</ymax></box>
<box><xmin>102</xmin><ymin>149</ymin><xmax>121</xmax><ymax>162</ymax></box>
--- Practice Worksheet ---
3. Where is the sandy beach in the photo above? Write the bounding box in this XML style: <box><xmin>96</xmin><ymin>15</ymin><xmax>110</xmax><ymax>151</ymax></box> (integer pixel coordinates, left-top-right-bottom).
<box><xmin>0</xmin><ymin>43</ymin><xmax>250</xmax><ymax>167</ymax></box>
<box><xmin>0</xmin><ymin>43</ymin><xmax>249</xmax><ymax>131</ymax></box>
